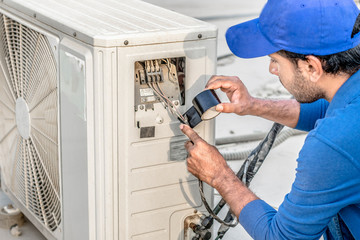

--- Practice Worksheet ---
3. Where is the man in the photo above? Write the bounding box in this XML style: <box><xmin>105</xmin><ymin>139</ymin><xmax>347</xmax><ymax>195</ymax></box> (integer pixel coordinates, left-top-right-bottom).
<box><xmin>180</xmin><ymin>0</ymin><xmax>360</xmax><ymax>239</ymax></box>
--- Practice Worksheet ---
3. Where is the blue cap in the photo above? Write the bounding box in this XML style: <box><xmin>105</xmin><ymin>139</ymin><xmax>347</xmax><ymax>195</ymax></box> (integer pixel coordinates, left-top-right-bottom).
<box><xmin>226</xmin><ymin>0</ymin><xmax>360</xmax><ymax>58</ymax></box>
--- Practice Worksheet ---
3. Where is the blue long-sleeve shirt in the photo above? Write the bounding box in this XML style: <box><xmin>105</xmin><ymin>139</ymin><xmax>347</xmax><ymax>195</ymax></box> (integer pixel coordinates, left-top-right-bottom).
<box><xmin>239</xmin><ymin>70</ymin><xmax>360</xmax><ymax>239</ymax></box>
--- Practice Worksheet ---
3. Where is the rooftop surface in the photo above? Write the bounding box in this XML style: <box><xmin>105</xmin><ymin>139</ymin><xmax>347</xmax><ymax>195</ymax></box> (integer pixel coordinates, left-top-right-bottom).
<box><xmin>0</xmin><ymin>1</ymin><xmax>308</xmax><ymax>239</ymax></box>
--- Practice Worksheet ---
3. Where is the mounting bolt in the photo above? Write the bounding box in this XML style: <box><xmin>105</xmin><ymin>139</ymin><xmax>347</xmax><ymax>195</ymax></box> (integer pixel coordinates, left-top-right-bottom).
<box><xmin>124</xmin><ymin>40</ymin><xmax>129</xmax><ymax>45</ymax></box>
<box><xmin>198</xmin><ymin>34</ymin><xmax>202</xmax><ymax>39</ymax></box>
<box><xmin>139</xmin><ymin>105</ymin><xmax>144</xmax><ymax>110</ymax></box>
<box><xmin>156</xmin><ymin>116</ymin><xmax>164</xmax><ymax>124</ymax></box>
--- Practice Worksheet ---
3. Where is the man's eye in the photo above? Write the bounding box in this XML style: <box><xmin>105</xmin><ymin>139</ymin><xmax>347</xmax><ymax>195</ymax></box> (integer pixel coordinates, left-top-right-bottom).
<box><xmin>270</xmin><ymin>58</ymin><xmax>277</xmax><ymax>63</ymax></box>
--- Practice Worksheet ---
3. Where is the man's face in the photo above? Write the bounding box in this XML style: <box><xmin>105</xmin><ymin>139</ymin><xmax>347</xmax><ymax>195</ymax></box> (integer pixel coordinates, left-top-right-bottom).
<box><xmin>268</xmin><ymin>53</ymin><xmax>325</xmax><ymax>103</ymax></box>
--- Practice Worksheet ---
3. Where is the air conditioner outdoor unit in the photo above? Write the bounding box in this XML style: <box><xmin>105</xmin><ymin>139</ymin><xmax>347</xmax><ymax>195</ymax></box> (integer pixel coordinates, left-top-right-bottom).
<box><xmin>0</xmin><ymin>0</ymin><xmax>217</xmax><ymax>239</ymax></box>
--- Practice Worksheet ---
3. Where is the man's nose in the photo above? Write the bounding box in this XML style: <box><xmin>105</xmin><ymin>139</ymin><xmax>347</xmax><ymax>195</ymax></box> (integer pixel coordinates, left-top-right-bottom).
<box><xmin>269</xmin><ymin>62</ymin><xmax>279</xmax><ymax>76</ymax></box>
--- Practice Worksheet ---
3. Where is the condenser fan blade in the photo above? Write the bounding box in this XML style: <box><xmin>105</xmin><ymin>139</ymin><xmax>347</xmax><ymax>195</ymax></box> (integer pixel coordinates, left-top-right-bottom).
<box><xmin>30</xmin><ymin>89</ymin><xmax>59</xmax><ymax>194</ymax></box>
<box><xmin>1</xmin><ymin>130</ymin><xmax>20</xmax><ymax>188</ymax></box>
<box><xmin>26</xmin><ymin>36</ymin><xmax>57</xmax><ymax>107</ymax></box>
<box><xmin>19</xmin><ymin>138</ymin><xmax>61</xmax><ymax>231</ymax></box>
<box><xmin>0</xmin><ymin>41</ymin><xmax>16</xmax><ymax>141</ymax></box>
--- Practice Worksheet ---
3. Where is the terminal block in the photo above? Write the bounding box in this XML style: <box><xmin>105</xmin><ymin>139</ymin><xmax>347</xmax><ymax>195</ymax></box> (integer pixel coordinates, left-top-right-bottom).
<box><xmin>134</xmin><ymin>57</ymin><xmax>185</xmax><ymax>110</ymax></box>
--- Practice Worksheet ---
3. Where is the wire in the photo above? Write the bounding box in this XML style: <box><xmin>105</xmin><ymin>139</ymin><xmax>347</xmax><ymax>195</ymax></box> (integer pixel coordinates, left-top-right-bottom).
<box><xmin>198</xmin><ymin>180</ymin><xmax>239</xmax><ymax>227</ymax></box>
<box><xmin>153</xmin><ymin>82</ymin><xmax>178</xmax><ymax>117</ymax></box>
<box><xmin>216</xmin><ymin>123</ymin><xmax>284</xmax><ymax>239</ymax></box>
<box><xmin>161</xmin><ymin>58</ymin><xmax>177</xmax><ymax>83</ymax></box>
<box><xmin>156</xmin><ymin>82</ymin><xmax>185</xmax><ymax>121</ymax></box>
<box><xmin>148</xmin><ymin>81</ymin><xmax>186</xmax><ymax>122</ymax></box>
<box><xmin>155</xmin><ymin>82</ymin><xmax>184</xmax><ymax>118</ymax></box>
<box><xmin>198</xmin><ymin>123</ymin><xmax>285</xmax><ymax>238</ymax></box>
<box><xmin>145</xmin><ymin>60</ymin><xmax>184</xmax><ymax>121</ymax></box>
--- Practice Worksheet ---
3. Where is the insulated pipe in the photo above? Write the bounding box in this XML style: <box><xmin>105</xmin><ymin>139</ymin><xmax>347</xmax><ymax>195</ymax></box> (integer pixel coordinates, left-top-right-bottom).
<box><xmin>216</xmin><ymin>132</ymin><xmax>267</xmax><ymax>145</ymax></box>
<box><xmin>219</xmin><ymin>128</ymin><xmax>305</xmax><ymax>161</ymax></box>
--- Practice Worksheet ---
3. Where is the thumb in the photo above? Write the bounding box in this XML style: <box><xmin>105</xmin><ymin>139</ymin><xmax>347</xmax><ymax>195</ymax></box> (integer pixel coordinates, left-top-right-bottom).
<box><xmin>216</xmin><ymin>103</ymin><xmax>238</xmax><ymax>113</ymax></box>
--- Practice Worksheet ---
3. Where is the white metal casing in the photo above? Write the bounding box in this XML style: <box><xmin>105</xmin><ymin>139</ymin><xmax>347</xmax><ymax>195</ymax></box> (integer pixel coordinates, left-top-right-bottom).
<box><xmin>0</xmin><ymin>0</ymin><xmax>217</xmax><ymax>239</ymax></box>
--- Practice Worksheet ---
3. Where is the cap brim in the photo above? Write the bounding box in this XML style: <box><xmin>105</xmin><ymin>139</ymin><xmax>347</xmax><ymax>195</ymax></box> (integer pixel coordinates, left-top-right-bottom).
<box><xmin>226</xmin><ymin>18</ymin><xmax>280</xmax><ymax>59</ymax></box>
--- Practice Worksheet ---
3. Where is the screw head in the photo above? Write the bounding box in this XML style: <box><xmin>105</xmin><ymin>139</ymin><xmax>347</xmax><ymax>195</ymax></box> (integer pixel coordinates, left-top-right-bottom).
<box><xmin>198</xmin><ymin>34</ymin><xmax>202</xmax><ymax>39</ymax></box>
<box><xmin>73</xmin><ymin>32</ymin><xmax>77</xmax><ymax>37</ymax></box>
<box><xmin>124</xmin><ymin>40</ymin><xmax>129</xmax><ymax>45</ymax></box>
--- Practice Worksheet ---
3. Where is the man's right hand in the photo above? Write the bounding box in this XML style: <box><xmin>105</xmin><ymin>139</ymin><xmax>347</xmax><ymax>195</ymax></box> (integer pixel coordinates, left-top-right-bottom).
<box><xmin>206</xmin><ymin>75</ymin><xmax>301</xmax><ymax>128</ymax></box>
<box><xmin>206</xmin><ymin>75</ymin><xmax>254</xmax><ymax>116</ymax></box>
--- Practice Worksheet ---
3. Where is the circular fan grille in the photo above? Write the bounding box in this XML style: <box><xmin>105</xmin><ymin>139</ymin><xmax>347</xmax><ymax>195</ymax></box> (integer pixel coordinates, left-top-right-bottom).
<box><xmin>0</xmin><ymin>14</ymin><xmax>60</xmax><ymax>232</ymax></box>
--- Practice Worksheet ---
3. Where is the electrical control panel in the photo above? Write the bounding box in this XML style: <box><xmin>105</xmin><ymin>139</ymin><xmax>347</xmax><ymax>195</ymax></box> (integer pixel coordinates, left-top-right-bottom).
<box><xmin>134</xmin><ymin>57</ymin><xmax>186</xmax><ymax>138</ymax></box>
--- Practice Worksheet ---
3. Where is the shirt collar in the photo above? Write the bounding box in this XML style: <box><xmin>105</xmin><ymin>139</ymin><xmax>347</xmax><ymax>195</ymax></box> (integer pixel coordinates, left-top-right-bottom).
<box><xmin>326</xmin><ymin>69</ymin><xmax>360</xmax><ymax>115</ymax></box>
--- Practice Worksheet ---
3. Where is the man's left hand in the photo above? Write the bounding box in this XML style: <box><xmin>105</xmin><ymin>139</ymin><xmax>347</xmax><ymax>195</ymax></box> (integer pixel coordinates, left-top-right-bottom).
<box><xmin>180</xmin><ymin>124</ymin><xmax>230</xmax><ymax>188</ymax></box>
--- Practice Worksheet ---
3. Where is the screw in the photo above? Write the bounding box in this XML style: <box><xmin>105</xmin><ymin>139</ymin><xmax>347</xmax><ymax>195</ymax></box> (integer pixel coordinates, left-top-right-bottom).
<box><xmin>124</xmin><ymin>40</ymin><xmax>129</xmax><ymax>45</ymax></box>
<box><xmin>73</xmin><ymin>32</ymin><xmax>77</xmax><ymax>37</ymax></box>
<box><xmin>198</xmin><ymin>34</ymin><xmax>202</xmax><ymax>39</ymax></box>
<box><xmin>33</xmin><ymin>13</ymin><xmax>36</xmax><ymax>18</ymax></box>
<box><xmin>139</xmin><ymin>105</ymin><xmax>144</xmax><ymax>110</ymax></box>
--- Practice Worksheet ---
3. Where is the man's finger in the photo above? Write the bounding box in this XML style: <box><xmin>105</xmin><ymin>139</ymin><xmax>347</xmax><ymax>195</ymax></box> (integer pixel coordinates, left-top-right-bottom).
<box><xmin>206</xmin><ymin>79</ymin><xmax>234</xmax><ymax>91</ymax></box>
<box><xmin>206</xmin><ymin>77</ymin><xmax>225</xmax><ymax>89</ymax></box>
<box><xmin>184</xmin><ymin>140</ymin><xmax>193</xmax><ymax>150</ymax></box>
<box><xmin>206</xmin><ymin>75</ymin><xmax>224</xmax><ymax>88</ymax></box>
<box><xmin>216</xmin><ymin>103</ymin><xmax>237</xmax><ymax>113</ymax></box>
<box><xmin>180</xmin><ymin>124</ymin><xmax>202</xmax><ymax>143</ymax></box>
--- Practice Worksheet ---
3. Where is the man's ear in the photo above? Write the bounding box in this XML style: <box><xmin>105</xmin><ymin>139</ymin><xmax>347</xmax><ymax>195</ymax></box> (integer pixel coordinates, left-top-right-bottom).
<box><xmin>298</xmin><ymin>55</ymin><xmax>324</xmax><ymax>83</ymax></box>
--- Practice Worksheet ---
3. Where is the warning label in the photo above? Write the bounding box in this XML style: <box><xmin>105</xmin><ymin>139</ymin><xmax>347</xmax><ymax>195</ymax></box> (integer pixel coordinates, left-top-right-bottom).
<box><xmin>170</xmin><ymin>138</ymin><xmax>188</xmax><ymax>161</ymax></box>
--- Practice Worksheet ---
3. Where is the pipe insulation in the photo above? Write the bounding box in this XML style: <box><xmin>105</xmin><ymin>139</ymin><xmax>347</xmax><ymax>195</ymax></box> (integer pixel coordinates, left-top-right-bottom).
<box><xmin>219</xmin><ymin>128</ymin><xmax>306</xmax><ymax>161</ymax></box>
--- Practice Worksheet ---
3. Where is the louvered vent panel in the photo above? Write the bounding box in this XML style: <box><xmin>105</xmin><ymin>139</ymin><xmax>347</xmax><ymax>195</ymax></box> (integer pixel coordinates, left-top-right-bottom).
<box><xmin>0</xmin><ymin>14</ymin><xmax>60</xmax><ymax>232</ymax></box>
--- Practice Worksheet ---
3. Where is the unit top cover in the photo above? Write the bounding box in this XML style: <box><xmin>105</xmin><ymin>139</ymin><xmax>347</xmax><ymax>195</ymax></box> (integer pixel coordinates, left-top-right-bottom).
<box><xmin>0</xmin><ymin>0</ymin><xmax>217</xmax><ymax>47</ymax></box>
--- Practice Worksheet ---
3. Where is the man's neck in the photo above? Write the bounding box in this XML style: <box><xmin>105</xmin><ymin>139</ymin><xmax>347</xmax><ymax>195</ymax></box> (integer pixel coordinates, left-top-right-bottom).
<box><xmin>322</xmin><ymin>72</ymin><xmax>351</xmax><ymax>102</ymax></box>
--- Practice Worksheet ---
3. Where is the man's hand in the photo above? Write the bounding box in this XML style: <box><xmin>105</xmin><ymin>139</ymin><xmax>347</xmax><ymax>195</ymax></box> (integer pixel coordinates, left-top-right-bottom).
<box><xmin>180</xmin><ymin>124</ymin><xmax>259</xmax><ymax>217</ymax></box>
<box><xmin>206</xmin><ymin>75</ymin><xmax>301</xmax><ymax>128</ymax></box>
<box><xmin>180</xmin><ymin>124</ymin><xmax>231</xmax><ymax>188</ymax></box>
<box><xmin>206</xmin><ymin>75</ymin><xmax>254</xmax><ymax>116</ymax></box>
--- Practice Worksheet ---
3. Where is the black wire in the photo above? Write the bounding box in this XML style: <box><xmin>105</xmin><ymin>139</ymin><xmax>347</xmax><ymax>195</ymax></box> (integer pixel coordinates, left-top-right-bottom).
<box><xmin>198</xmin><ymin>180</ymin><xmax>239</xmax><ymax>227</ymax></box>
<box><xmin>216</xmin><ymin>123</ymin><xmax>284</xmax><ymax>239</ymax></box>
<box><xmin>198</xmin><ymin>122</ymin><xmax>284</xmax><ymax>238</ymax></box>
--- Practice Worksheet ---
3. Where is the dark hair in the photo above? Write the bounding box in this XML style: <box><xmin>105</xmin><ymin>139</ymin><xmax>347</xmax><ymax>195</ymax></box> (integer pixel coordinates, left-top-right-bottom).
<box><xmin>278</xmin><ymin>14</ymin><xmax>360</xmax><ymax>75</ymax></box>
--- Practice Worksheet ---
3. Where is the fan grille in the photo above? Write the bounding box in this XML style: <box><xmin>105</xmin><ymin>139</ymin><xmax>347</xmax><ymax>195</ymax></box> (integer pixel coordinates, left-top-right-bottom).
<box><xmin>0</xmin><ymin>14</ymin><xmax>60</xmax><ymax>232</ymax></box>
